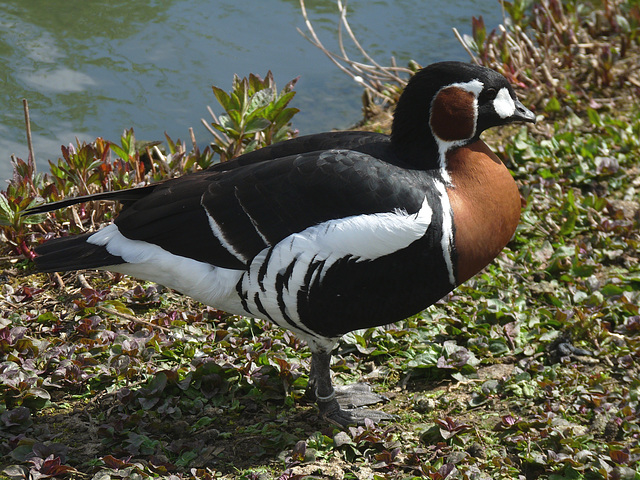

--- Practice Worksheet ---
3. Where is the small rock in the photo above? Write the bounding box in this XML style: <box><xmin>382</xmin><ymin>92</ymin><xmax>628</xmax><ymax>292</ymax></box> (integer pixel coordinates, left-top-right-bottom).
<box><xmin>333</xmin><ymin>431</ymin><xmax>352</xmax><ymax>447</ymax></box>
<box><xmin>591</xmin><ymin>413</ymin><xmax>609</xmax><ymax>436</ymax></box>
<box><xmin>203</xmin><ymin>405</ymin><xmax>223</xmax><ymax>416</ymax></box>
<box><xmin>304</xmin><ymin>448</ymin><xmax>317</xmax><ymax>462</ymax></box>
<box><xmin>603</xmin><ymin>419</ymin><xmax>620</xmax><ymax>441</ymax></box>
<box><xmin>413</xmin><ymin>395</ymin><xmax>437</xmax><ymax>413</ymax></box>
<box><xmin>201</xmin><ymin>428</ymin><xmax>219</xmax><ymax>442</ymax></box>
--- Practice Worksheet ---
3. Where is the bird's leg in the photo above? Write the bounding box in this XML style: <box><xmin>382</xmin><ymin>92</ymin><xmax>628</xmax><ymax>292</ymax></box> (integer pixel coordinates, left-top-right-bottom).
<box><xmin>307</xmin><ymin>351</ymin><xmax>394</xmax><ymax>426</ymax></box>
<box><xmin>307</xmin><ymin>351</ymin><xmax>342</xmax><ymax>418</ymax></box>
<box><xmin>304</xmin><ymin>350</ymin><xmax>321</xmax><ymax>402</ymax></box>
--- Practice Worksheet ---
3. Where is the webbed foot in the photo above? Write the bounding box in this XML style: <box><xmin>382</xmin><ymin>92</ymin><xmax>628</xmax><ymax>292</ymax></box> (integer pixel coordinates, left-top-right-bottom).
<box><xmin>317</xmin><ymin>394</ymin><xmax>394</xmax><ymax>426</ymax></box>
<box><xmin>334</xmin><ymin>383</ymin><xmax>389</xmax><ymax>408</ymax></box>
<box><xmin>307</xmin><ymin>352</ymin><xmax>394</xmax><ymax>426</ymax></box>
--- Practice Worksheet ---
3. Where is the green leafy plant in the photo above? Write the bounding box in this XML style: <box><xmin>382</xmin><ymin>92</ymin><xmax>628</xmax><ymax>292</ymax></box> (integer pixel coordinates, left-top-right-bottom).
<box><xmin>202</xmin><ymin>71</ymin><xmax>299</xmax><ymax>162</ymax></box>
<box><xmin>0</xmin><ymin>73</ymin><xmax>299</xmax><ymax>261</ymax></box>
<box><xmin>0</xmin><ymin>157</ymin><xmax>46</xmax><ymax>258</ymax></box>
<box><xmin>454</xmin><ymin>0</ymin><xmax>640</xmax><ymax>110</ymax></box>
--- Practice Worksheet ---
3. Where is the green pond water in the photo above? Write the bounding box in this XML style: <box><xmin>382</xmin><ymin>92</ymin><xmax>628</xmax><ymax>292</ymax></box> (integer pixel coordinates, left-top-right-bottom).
<box><xmin>0</xmin><ymin>0</ymin><xmax>504</xmax><ymax>182</ymax></box>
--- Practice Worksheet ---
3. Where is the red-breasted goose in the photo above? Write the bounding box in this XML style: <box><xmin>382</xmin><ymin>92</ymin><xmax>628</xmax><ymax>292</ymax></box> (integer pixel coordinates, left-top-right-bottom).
<box><xmin>25</xmin><ymin>61</ymin><xmax>535</xmax><ymax>425</ymax></box>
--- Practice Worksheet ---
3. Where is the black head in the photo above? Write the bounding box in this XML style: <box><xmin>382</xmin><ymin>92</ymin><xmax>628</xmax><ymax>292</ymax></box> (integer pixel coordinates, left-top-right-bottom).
<box><xmin>391</xmin><ymin>61</ymin><xmax>535</xmax><ymax>167</ymax></box>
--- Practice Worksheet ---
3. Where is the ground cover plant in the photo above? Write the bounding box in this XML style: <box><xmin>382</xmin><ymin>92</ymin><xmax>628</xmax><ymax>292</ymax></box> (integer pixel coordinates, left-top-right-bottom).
<box><xmin>1</xmin><ymin>0</ymin><xmax>639</xmax><ymax>478</ymax></box>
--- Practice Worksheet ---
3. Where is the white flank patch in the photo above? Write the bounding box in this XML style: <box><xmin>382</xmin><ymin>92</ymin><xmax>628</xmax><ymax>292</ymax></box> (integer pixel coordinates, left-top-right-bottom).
<box><xmin>435</xmin><ymin>181</ymin><xmax>456</xmax><ymax>286</ymax></box>
<box><xmin>87</xmin><ymin>224</ymin><xmax>245</xmax><ymax>312</ymax></box>
<box><xmin>241</xmin><ymin>197</ymin><xmax>434</xmax><ymax>340</ymax></box>
<box><xmin>84</xmin><ymin>197</ymin><xmax>443</xmax><ymax>351</ymax></box>
<box><xmin>493</xmin><ymin>87</ymin><xmax>516</xmax><ymax>119</ymax></box>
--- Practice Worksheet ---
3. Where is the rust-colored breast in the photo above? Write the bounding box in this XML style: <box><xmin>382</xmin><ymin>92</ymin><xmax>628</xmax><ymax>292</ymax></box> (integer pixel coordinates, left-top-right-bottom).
<box><xmin>446</xmin><ymin>140</ymin><xmax>521</xmax><ymax>284</ymax></box>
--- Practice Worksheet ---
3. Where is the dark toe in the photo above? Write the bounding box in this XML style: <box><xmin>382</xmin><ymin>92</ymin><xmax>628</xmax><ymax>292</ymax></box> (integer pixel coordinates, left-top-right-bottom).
<box><xmin>324</xmin><ymin>406</ymin><xmax>396</xmax><ymax>427</ymax></box>
<box><xmin>334</xmin><ymin>383</ymin><xmax>389</xmax><ymax>408</ymax></box>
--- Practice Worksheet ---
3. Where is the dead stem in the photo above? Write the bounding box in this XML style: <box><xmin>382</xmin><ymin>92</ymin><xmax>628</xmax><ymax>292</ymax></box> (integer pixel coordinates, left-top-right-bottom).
<box><xmin>22</xmin><ymin>99</ymin><xmax>38</xmax><ymax>196</ymax></box>
<box><xmin>189</xmin><ymin>127</ymin><xmax>199</xmax><ymax>157</ymax></box>
<box><xmin>22</xmin><ymin>99</ymin><xmax>35</xmax><ymax>171</ymax></box>
<box><xmin>53</xmin><ymin>272</ymin><xmax>65</xmax><ymax>290</ymax></box>
<box><xmin>77</xmin><ymin>273</ymin><xmax>92</xmax><ymax>290</ymax></box>
<box><xmin>96</xmin><ymin>304</ymin><xmax>171</xmax><ymax>333</ymax></box>
<box><xmin>0</xmin><ymin>298</ymin><xmax>21</xmax><ymax>309</ymax></box>
<box><xmin>298</xmin><ymin>0</ymin><xmax>414</xmax><ymax>103</ymax></box>
<box><xmin>201</xmin><ymin>106</ymin><xmax>227</xmax><ymax>144</ymax></box>
<box><xmin>452</xmin><ymin>27</ymin><xmax>480</xmax><ymax>64</ymax></box>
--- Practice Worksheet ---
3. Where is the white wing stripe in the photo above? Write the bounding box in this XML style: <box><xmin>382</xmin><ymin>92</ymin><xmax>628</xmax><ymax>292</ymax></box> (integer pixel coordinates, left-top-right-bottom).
<box><xmin>234</xmin><ymin>187</ymin><xmax>271</xmax><ymax>246</ymax></box>
<box><xmin>292</xmin><ymin>195</ymin><xmax>433</xmax><ymax>264</ymax></box>
<box><xmin>200</xmin><ymin>198</ymin><xmax>248</xmax><ymax>264</ymax></box>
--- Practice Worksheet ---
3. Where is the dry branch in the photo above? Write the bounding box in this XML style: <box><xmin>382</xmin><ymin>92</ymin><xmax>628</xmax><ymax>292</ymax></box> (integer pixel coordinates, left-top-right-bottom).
<box><xmin>298</xmin><ymin>0</ymin><xmax>416</xmax><ymax>103</ymax></box>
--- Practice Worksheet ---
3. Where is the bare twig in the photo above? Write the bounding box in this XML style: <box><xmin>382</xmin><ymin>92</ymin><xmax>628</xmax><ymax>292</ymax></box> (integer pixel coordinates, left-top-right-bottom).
<box><xmin>77</xmin><ymin>273</ymin><xmax>92</xmax><ymax>289</ymax></box>
<box><xmin>189</xmin><ymin>127</ymin><xmax>199</xmax><ymax>156</ymax></box>
<box><xmin>201</xmin><ymin>106</ymin><xmax>227</xmax><ymax>143</ymax></box>
<box><xmin>200</xmin><ymin>119</ymin><xmax>218</xmax><ymax>139</ymax></box>
<box><xmin>22</xmin><ymin>99</ymin><xmax>36</xmax><ymax>175</ymax></box>
<box><xmin>298</xmin><ymin>0</ymin><xmax>415</xmax><ymax>103</ymax></box>
<box><xmin>207</xmin><ymin>105</ymin><xmax>220</xmax><ymax>126</ymax></box>
<box><xmin>96</xmin><ymin>304</ymin><xmax>170</xmax><ymax>333</ymax></box>
<box><xmin>152</xmin><ymin>145</ymin><xmax>171</xmax><ymax>172</ymax></box>
<box><xmin>452</xmin><ymin>27</ymin><xmax>480</xmax><ymax>64</ymax></box>
<box><xmin>0</xmin><ymin>298</ymin><xmax>21</xmax><ymax>309</ymax></box>
<box><xmin>336</xmin><ymin>0</ymin><xmax>387</xmax><ymax>75</ymax></box>
<box><xmin>53</xmin><ymin>272</ymin><xmax>65</xmax><ymax>290</ymax></box>
<box><xmin>70</xmin><ymin>206</ymin><xmax>86</xmax><ymax>232</ymax></box>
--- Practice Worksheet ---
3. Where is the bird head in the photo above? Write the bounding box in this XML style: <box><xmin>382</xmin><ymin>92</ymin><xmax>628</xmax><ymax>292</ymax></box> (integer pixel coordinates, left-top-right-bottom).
<box><xmin>391</xmin><ymin>61</ymin><xmax>535</xmax><ymax>166</ymax></box>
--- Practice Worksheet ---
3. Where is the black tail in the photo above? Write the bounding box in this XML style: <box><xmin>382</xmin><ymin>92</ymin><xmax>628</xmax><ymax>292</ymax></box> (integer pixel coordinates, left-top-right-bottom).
<box><xmin>22</xmin><ymin>183</ymin><xmax>160</xmax><ymax>216</ymax></box>
<box><xmin>33</xmin><ymin>233</ymin><xmax>124</xmax><ymax>273</ymax></box>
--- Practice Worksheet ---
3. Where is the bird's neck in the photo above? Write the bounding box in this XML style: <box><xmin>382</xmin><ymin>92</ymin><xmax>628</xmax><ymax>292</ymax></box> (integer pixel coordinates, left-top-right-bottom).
<box><xmin>390</xmin><ymin>125</ymin><xmax>441</xmax><ymax>171</ymax></box>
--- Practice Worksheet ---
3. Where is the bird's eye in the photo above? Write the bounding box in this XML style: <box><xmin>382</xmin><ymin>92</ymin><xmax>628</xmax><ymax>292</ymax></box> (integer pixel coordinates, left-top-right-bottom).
<box><xmin>482</xmin><ymin>88</ymin><xmax>498</xmax><ymax>102</ymax></box>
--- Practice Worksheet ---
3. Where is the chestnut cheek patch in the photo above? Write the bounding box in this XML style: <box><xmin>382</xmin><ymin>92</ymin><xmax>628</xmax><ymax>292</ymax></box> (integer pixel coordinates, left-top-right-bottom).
<box><xmin>429</xmin><ymin>87</ymin><xmax>476</xmax><ymax>142</ymax></box>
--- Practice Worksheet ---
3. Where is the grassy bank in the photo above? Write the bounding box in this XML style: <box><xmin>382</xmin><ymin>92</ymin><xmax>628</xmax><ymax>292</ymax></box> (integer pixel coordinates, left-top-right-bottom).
<box><xmin>1</xmin><ymin>1</ymin><xmax>639</xmax><ymax>478</ymax></box>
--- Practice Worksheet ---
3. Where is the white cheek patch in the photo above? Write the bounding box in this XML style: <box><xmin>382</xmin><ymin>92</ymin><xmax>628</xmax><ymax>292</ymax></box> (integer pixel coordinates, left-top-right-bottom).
<box><xmin>493</xmin><ymin>87</ymin><xmax>516</xmax><ymax>119</ymax></box>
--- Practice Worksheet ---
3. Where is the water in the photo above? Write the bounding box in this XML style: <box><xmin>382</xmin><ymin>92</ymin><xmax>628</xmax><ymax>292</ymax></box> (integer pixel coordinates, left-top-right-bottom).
<box><xmin>0</xmin><ymin>0</ymin><xmax>504</xmax><ymax>183</ymax></box>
